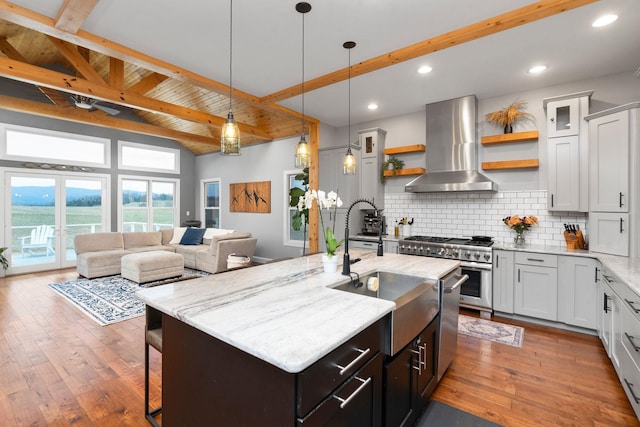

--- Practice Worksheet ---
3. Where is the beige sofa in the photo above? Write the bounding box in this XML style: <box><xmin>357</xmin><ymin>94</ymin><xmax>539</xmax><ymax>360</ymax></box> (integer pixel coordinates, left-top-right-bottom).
<box><xmin>74</xmin><ymin>229</ymin><xmax>257</xmax><ymax>278</ymax></box>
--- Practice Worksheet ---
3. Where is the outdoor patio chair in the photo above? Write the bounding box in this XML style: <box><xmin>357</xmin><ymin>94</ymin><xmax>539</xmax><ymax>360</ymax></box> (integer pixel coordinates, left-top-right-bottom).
<box><xmin>20</xmin><ymin>225</ymin><xmax>54</xmax><ymax>257</ymax></box>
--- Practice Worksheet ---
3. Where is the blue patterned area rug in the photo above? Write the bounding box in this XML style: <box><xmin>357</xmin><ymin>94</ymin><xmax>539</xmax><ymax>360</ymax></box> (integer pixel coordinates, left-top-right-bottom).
<box><xmin>458</xmin><ymin>314</ymin><xmax>524</xmax><ymax>348</ymax></box>
<box><xmin>48</xmin><ymin>268</ymin><xmax>209</xmax><ymax>326</ymax></box>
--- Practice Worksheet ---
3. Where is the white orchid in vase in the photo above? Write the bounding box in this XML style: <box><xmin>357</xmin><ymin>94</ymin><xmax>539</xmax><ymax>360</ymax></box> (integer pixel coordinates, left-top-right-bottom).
<box><xmin>297</xmin><ymin>189</ymin><xmax>344</xmax><ymax>258</ymax></box>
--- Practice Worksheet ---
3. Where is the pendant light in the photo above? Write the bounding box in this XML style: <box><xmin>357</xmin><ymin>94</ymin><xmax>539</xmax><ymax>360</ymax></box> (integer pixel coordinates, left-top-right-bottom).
<box><xmin>221</xmin><ymin>0</ymin><xmax>241</xmax><ymax>155</ymax></box>
<box><xmin>343</xmin><ymin>41</ymin><xmax>356</xmax><ymax>175</ymax></box>
<box><xmin>294</xmin><ymin>2</ymin><xmax>311</xmax><ymax>169</ymax></box>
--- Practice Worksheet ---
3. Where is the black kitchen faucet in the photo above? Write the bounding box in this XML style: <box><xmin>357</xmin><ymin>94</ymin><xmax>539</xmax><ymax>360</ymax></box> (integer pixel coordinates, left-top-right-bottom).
<box><xmin>342</xmin><ymin>198</ymin><xmax>383</xmax><ymax>276</ymax></box>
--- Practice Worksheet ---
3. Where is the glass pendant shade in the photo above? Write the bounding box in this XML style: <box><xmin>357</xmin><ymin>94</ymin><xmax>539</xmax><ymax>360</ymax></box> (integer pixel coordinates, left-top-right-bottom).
<box><xmin>343</xmin><ymin>147</ymin><xmax>356</xmax><ymax>175</ymax></box>
<box><xmin>221</xmin><ymin>111</ymin><xmax>240</xmax><ymax>155</ymax></box>
<box><xmin>295</xmin><ymin>135</ymin><xmax>310</xmax><ymax>168</ymax></box>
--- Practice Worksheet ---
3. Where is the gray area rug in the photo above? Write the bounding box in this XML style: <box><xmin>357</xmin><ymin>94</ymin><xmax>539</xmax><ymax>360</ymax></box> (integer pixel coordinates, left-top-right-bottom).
<box><xmin>458</xmin><ymin>314</ymin><xmax>524</xmax><ymax>348</ymax></box>
<box><xmin>416</xmin><ymin>400</ymin><xmax>503</xmax><ymax>427</ymax></box>
<box><xmin>48</xmin><ymin>268</ymin><xmax>208</xmax><ymax>326</ymax></box>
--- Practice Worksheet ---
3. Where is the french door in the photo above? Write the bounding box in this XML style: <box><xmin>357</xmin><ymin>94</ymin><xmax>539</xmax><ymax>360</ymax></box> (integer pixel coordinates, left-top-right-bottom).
<box><xmin>3</xmin><ymin>169</ymin><xmax>109</xmax><ymax>275</ymax></box>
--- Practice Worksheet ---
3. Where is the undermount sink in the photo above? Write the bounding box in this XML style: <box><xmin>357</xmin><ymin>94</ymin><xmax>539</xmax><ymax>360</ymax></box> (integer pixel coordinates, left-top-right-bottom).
<box><xmin>332</xmin><ymin>271</ymin><xmax>440</xmax><ymax>356</ymax></box>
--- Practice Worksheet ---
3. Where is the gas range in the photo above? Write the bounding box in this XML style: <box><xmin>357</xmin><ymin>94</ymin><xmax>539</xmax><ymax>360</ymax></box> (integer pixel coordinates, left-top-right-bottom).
<box><xmin>399</xmin><ymin>235</ymin><xmax>493</xmax><ymax>264</ymax></box>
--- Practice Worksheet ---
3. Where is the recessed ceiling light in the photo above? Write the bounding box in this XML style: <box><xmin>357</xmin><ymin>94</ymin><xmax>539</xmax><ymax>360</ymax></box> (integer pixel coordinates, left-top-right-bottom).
<box><xmin>528</xmin><ymin>65</ymin><xmax>547</xmax><ymax>74</ymax></box>
<box><xmin>592</xmin><ymin>14</ymin><xmax>618</xmax><ymax>27</ymax></box>
<box><xmin>418</xmin><ymin>65</ymin><xmax>433</xmax><ymax>74</ymax></box>
<box><xmin>367</xmin><ymin>103</ymin><xmax>378</xmax><ymax>110</ymax></box>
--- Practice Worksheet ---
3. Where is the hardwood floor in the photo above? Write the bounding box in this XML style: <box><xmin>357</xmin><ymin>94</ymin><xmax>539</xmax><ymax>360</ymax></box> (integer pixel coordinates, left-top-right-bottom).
<box><xmin>0</xmin><ymin>269</ymin><xmax>637</xmax><ymax>426</ymax></box>
<box><xmin>433</xmin><ymin>310</ymin><xmax>640</xmax><ymax>426</ymax></box>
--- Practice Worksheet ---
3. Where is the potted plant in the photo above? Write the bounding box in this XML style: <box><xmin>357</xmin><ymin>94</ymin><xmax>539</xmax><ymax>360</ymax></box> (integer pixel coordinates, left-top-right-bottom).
<box><xmin>485</xmin><ymin>100</ymin><xmax>535</xmax><ymax>134</ymax></box>
<box><xmin>380</xmin><ymin>156</ymin><xmax>404</xmax><ymax>183</ymax></box>
<box><xmin>0</xmin><ymin>247</ymin><xmax>8</xmax><ymax>275</ymax></box>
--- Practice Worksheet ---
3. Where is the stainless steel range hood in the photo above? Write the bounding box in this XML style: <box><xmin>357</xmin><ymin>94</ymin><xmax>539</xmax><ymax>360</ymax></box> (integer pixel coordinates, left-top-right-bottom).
<box><xmin>405</xmin><ymin>95</ymin><xmax>498</xmax><ymax>192</ymax></box>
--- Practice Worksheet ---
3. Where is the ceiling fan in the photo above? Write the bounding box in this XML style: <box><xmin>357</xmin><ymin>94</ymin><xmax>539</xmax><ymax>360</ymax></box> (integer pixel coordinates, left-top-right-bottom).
<box><xmin>72</xmin><ymin>95</ymin><xmax>120</xmax><ymax>115</ymax></box>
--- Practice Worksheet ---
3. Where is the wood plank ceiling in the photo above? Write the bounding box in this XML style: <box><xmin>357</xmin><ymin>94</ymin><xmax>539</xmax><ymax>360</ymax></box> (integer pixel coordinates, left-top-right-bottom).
<box><xmin>0</xmin><ymin>0</ymin><xmax>597</xmax><ymax>155</ymax></box>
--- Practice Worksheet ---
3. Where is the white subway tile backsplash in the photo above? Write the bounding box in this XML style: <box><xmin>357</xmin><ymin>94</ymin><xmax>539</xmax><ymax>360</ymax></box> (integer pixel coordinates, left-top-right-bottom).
<box><xmin>384</xmin><ymin>190</ymin><xmax>587</xmax><ymax>247</ymax></box>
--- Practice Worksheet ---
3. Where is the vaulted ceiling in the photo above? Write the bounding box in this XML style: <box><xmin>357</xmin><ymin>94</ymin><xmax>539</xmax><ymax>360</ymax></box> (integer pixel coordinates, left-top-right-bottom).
<box><xmin>0</xmin><ymin>0</ymin><xmax>637</xmax><ymax>155</ymax></box>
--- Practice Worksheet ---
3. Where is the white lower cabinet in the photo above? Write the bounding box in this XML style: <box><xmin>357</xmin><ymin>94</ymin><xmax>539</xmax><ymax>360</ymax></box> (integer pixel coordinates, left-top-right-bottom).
<box><xmin>493</xmin><ymin>250</ymin><xmax>514</xmax><ymax>313</ymax></box>
<box><xmin>599</xmin><ymin>266</ymin><xmax>640</xmax><ymax>417</ymax></box>
<box><xmin>558</xmin><ymin>257</ymin><xmax>598</xmax><ymax>329</ymax></box>
<box><xmin>514</xmin><ymin>252</ymin><xmax>558</xmax><ymax>321</ymax></box>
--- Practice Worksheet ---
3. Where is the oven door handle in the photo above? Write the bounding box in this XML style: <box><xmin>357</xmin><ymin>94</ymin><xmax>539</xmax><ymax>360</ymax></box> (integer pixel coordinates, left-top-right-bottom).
<box><xmin>460</xmin><ymin>262</ymin><xmax>492</xmax><ymax>271</ymax></box>
<box><xmin>444</xmin><ymin>274</ymin><xmax>469</xmax><ymax>294</ymax></box>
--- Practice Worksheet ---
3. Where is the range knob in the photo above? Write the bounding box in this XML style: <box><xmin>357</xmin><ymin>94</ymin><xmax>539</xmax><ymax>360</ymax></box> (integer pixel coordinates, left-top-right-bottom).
<box><xmin>418</xmin><ymin>246</ymin><xmax>424</xmax><ymax>252</ymax></box>
<box><xmin>452</xmin><ymin>249</ymin><xmax>459</xmax><ymax>258</ymax></box>
<box><xmin>474</xmin><ymin>252</ymin><xmax>481</xmax><ymax>260</ymax></box>
<box><xmin>464</xmin><ymin>251</ymin><xmax>471</xmax><ymax>259</ymax></box>
<box><xmin>413</xmin><ymin>245</ymin><xmax>419</xmax><ymax>252</ymax></box>
<box><xmin>425</xmin><ymin>247</ymin><xmax>432</xmax><ymax>254</ymax></box>
<box><xmin>437</xmin><ymin>248</ymin><xmax>445</xmax><ymax>256</ymax></box>
<box><xmin>484</xmin><ymin>253</ymin><xmax>491</xmax><ymax>261</ymax></box>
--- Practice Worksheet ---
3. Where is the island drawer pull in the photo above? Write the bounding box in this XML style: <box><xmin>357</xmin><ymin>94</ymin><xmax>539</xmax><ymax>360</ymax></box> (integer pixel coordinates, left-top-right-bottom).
<box><xmin>336</xmin><ymin>348</ymin><xmax>371</xmax><ymax>376</ymax></box>
<box><xmin>410</xmin><ymin>349</ymin><xmax>421</xmax><ymax>372</ymax></box>
<box><xmin>625</xmin><ymin>333</ymin><xmax>640</xmax><ymax>352</ymax></box>
<box><xmin>333</xmin><ymin>376</ymin><xmax>371</xmax><ymax>409</ymax></box>
<box><xmin>626</xmin><ymin>299</ymin><xmax>640</xmax><ymax>314</ymax></box>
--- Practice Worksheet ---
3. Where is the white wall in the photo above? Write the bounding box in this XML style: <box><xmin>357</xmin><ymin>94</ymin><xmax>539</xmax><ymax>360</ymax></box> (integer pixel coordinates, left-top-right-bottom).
<box><xmin>195</xmin><ymin>137</ymin><xmax>305</xmax><ymax>261</ymax></box>
<box><xmin>194</xmin><ymin>70</ymin><xmax>639</xmax><ymax>258</ymax></box>
<box><xmin>348</xmin><ymin>70</ymin><xmax>639</xmax><ymax>246</ymax></box>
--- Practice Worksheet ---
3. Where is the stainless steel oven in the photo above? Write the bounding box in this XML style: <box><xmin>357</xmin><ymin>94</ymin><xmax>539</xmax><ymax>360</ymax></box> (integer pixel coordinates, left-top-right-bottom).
<box><xmin>399</xmin><ymin>235</ymin><xmax>494</xmax><ymax>318</ymax></box>
<box><xmin>459</xmin><ymin>261</ymin><xmax>492</xmax><ymax>318</ymax></box>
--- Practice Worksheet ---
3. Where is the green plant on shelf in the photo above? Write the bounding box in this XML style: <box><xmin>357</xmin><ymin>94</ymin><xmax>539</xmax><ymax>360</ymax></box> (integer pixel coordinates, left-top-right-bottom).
<box><xmin>380</xmin><ymin>157</ymin><xmax>404</xmax><ymax>184</ymax></box>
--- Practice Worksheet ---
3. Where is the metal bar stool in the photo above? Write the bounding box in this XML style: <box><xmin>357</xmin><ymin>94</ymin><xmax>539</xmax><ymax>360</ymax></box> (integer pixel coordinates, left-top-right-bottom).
<box><xmin>145</xmin><ymin>306</ymin><xmax>162</xmax><ymax>426</ymax></box>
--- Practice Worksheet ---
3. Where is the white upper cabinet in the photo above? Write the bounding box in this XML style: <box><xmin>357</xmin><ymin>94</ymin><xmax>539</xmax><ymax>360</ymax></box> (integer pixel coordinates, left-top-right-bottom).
<box><xmin>358</xmin><ymin>128</ymin><xmax>386</xmax><ymax>210</ymax></box>
<box><xmin>544</xmin><ymin>91</ymin><xmax>591</xmax><ymax>212</ymax></box>
<box><xmin>588</xmin><ymin>110</ymin><xmax>630</xmax><ymax>213</ymax></box>
<box><xmin>547</xmin><ymin>98</ymin><xmax>580</xmax><ymax>138</ymax></box>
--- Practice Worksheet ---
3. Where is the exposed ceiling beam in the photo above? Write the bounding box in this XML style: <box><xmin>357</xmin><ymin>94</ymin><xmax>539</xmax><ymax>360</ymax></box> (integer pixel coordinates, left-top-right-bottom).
<box><xmin>0</xmin><ymin>56</ymin><xmax>274</xmax><ymax>140</ymax></box>
<box><xmin>260</xmin><ymin>0</ymin><xmax>599</xmax><ymax>104</ymax></box>
<box><xmin>0</xmin><ymin>93</ymin><xmax>220</xmax><ymax>148</ymax></box>
<box><xmin>109</xmin><ymin>57</ymin><xmax>124</xmax><ymax>90</ymax></box>
<box><xmin>47</xmin><ymin>36</ymin><xmax>106</xmax><ymax>85</ymax></box>
<box><xmin>54</xmin><ymin>0</ymin><xmax>98</xmax><ymax>34</ymax></box>
<box><xmin>0</xmin><ymin>0</ymin><xmax>302</xmax><ymax>122</ymax></box>
<box><xmin>0</xmin><ymin>36</ymin><xmax>72</xmax><ymax>107</ymax></box>
<box><xmin>127</xmin><ymin>72</ymin><xmax>167</xmax><ymax>95</ymax></box>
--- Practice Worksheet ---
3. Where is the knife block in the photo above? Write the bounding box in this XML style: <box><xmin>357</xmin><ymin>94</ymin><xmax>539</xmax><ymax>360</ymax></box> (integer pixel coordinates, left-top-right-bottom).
<box><xmin>564</xmin><ymin>230</ymin><xmax>585</xmax><ymax>250</ymax></box>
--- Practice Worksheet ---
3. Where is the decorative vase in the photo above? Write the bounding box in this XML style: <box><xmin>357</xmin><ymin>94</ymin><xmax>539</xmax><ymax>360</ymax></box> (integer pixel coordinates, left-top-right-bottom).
<box><xmin>514</xmin><ymin>230</ymin><xmax>526</xmax><ymax>246</ymax></box>
<box><xmin>322</xmin><ymin>253</ymin><xmax>338</xmax><ymax>273</ymax></box>
<box><xmin>504</xmin><ymin>124</ymin><xmax>513</xmax><ymax>134</ymax></box>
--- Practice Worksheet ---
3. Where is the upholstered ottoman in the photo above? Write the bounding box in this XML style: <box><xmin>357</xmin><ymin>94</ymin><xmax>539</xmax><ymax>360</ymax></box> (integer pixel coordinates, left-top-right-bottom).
<box><xmin>121</xmin><ymin>251</ymin><xmax>184</xmax><ymax>284</ymax></box>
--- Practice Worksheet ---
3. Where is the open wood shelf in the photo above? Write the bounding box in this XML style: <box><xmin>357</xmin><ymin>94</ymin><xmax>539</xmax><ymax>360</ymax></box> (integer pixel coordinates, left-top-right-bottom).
<box><xmin>481</xmin><ymin>159</ymin><xmax>539</xmax><ymax>170</ymax></box>
<box><xmin>481</xmin><ymin>131</ymin><xmax>539</xmax><ymax>145</ymax></box>
<box><xmin>383</xmin><ymin>144</ymin><xmax>426</xmax><ymax>155</ymax></box>
<box><xmin>382</xmin><ymin>167</ymin><xmax>425</xmax><ymax>177</ymax></box>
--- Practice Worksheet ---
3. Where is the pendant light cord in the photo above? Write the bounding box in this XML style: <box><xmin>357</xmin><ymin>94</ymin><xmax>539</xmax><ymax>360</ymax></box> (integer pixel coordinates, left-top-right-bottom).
<box><xmin>301</xmin><ymin>9</ymin><xmax>305</xmax><ymax>136</ymax></box>
<box><xmin>229</xmin><ymin>0</ymin><xmax>233</xmax><ymax>113</ymax></box>
<box><xmin>347</xmin><ymin>47</ymin><xmax>351</xmax><ymax>150</ymax></box>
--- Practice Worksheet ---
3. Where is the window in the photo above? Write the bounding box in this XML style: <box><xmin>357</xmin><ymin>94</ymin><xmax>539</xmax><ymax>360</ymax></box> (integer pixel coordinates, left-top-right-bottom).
<box><xmin>1</xmin><ymin>123</ymin><xmax>110</xmax><ymax>167</ymax></box>
<box><xmin>284</xmin><ymin>170</ymin><xmax>307</xmax><ymax>248</ymax></box>
<box><xmin>202</xmin><ymin>179</ymin><xmax>221</xmax><ymax>228</ymax></box>
<box><xmin>119</xmin><ymin>176</ymin><xmax>179</xmax><ymax>231</ymax></box>
<box><xmin>118</xmin><ymin>141</ymin><xmax>180</xmax><ymax>174</ymax></box>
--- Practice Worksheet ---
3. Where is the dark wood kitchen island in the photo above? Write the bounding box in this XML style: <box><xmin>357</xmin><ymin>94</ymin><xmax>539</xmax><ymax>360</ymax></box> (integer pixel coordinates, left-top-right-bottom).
<box><xmin>136</xmin><ymin>251</ymin><xmax>459</xmax><ymax>426</ymax></box>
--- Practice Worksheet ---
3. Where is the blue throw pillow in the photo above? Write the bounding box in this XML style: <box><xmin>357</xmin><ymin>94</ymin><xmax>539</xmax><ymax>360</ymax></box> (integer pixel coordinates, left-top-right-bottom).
<box><xmin>179</xmin><ymin>227</ymin><xmax>206</xmax><ymax>245</ymax></box>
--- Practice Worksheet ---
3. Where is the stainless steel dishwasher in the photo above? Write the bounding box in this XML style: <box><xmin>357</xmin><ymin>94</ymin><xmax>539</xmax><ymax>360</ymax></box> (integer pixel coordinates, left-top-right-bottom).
<box><xmin>438</xmin><ymin>269</ymin><xmax>468</xmax><ymax>381</ymax></box>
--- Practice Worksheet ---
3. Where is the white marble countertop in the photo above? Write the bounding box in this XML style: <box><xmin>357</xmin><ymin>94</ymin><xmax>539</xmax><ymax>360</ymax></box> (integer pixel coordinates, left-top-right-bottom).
<box><xmin>136</xmin><ymin>250</ymin><xmax>459</xmax><ymax>373</ymax></box>
<box><xmin>494</xmin><ymin>243</ymin><xmax>640</xmax><ymax>298</ymax></box>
